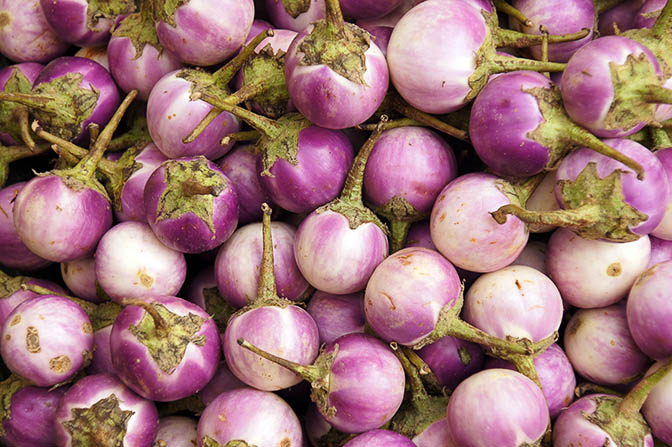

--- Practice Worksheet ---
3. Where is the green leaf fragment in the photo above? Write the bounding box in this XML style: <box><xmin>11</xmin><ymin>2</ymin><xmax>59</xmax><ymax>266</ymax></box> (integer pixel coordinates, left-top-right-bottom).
<box><xmin>86</xmin><ymin>0</ymin><xmax>137</xmax><ymax>30</ymax></box>
<box><xmin>62</xmin><ymin>394</ymin><xmax>134</xmax><ymax>447</ymax></box>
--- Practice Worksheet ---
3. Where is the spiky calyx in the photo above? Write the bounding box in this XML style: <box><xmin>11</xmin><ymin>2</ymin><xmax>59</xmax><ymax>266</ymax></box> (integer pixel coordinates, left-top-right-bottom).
<box><xmin>86</xmin><ymin>0</ymin><xmax>137</xmax><ymax>30</ymax></box>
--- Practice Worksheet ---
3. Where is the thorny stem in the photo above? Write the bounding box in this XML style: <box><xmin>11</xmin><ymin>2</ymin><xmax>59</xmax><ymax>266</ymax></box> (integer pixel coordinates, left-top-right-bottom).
<box><xmin>212</xmin><ymin>29</ymin><xmax>274</xmax><ymax>86</ymax></box>
<box><xmin>121</xmin><ymin>298</ymin><xmax>168</xmax><ymax>331</ymax></box>
<box><xmin>237</xmin><ymin>338</ymin><xmax>322</xmax><ymax>382</ymax></box>
<box><xmin>256</xmin><ymin>203</ymin><xmax>278</xmax><ymax>302</ymax></box>
<box><xmin>493</xmin><ymin>0</ymin><xmax>532</xmax><ymax>27</ymax></box>
<box><xmin>390</xmin><ymin>95</ymin><xmax>468</xmax><ymax>141</ymax></box>
<box><xmin>618</xmin><ymin>358</ymin><xmax>672</xmax><ymax>418</ymax></box>
<box><xmin>490</xmin><ymin>53</ymin><xmax>567</xmax><ymax>73</ymax></box>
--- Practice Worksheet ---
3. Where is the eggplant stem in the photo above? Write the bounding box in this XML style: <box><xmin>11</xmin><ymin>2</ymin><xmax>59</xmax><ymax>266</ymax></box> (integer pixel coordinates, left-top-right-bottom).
<box><xmin>324</xmin><ymin>0</ymin><xmax>345</xmax><ymax>33</ymax></box>
<box><xmin>88</xmin><ymin>122</ymin><xmax>100</xmax><ymax>147</ymax></box>
<box><xmin>212</xmin><ymin>29</ymin><xmax>274</xmax><ymax>86</ymax></box>
<box><xmin>16</xmin><ymin>106</ymin><xmax>37</xmax><ymax>151</ymax></box>
<box><xmin>490</xmin><ymin>203</ymin><xmax>600</xmax><ymax>227</ymax></box>
<box><xmin>237</xmin><ymin>338</ymin><xmax>322</xmax><ymax>382</ymax></box>
<box><xmin>493</xmin><ymin>0</ymin><xmax>532</xmax><ymax>27</ymax></box>
<box><xmin>652</xmin><ymin>0</ymin><xmax>672</xmax><ymax>37</ymax></box>
<box><xmin>256</xmin><ymin>203</ymin><xmax>278</xmax><ymax>301</ymax></box>
<box><xmin>220</xmin><ymin>130</ymin><xmax>261</xmax><ymax>146</ymax></box>
<box><xmin>390</xmin><ymin>95</ymin><xmax>468</xmax><ymax>141</ymax></box>
<box><xmin>618</xmin><ymin>358</ymin><xmax>672</xmax><ymax>418</ymax></box>
<box><xmin>494</xmin><ymin>27</ymin><xmax>590</xmax><ymax>49</ymax></box>
<box><xmin>120</xmin><ymin>298</ymin><xmax>168</xmax><ymax>331</ymax></box>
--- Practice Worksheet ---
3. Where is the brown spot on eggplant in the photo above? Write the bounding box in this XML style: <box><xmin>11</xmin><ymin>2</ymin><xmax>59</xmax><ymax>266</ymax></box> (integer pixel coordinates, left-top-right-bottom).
<box><xmin>26</xmin><ymin>326</ymin><xmax>41</xmax><ymax>353</ymax></box>
<box><xmin>49</xmin><ymin>355</ymin><xmax>71</xmax><ymax>373</ymax></box>
<box><xmin>607</xmin><ymin>262</ymin><xmax>622</xmax><ymax>277</ymax></box>
<box><xmin>9</xmin><ymin>314</ymin><xmax>20</xmax><ymax>326</ymax></box>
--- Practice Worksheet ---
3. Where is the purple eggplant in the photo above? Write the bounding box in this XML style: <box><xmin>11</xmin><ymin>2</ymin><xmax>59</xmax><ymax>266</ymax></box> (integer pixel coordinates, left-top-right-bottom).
<box><xmin>265</xmin><ymin>0</ymin><xmax>326</xmax><ymax>32</ymax></box>
<box><xmin>54</xmin><ymin>373</ymin><xmax>159</xmax><ymax>447</ymax></box>
<box><xmin>143</xmin><ymin>156</ymin><xmax>239</xmax><ymax>254</ymax></box>
<box><xmin>86</xmin><ymin>325</ymin><xmax>114</xmax><ymax>375</ymax></box>
<box><xmin>94</xmin><ymin>221</ymin><xmax>187</xmax><ymax>302</ymax></box>
<box><xmin>344</xmin><ymin>429</ymin><xmax>416</xmax><ymax>446</ymax></box>
<box><xmin>110</xmin><ymin>295</ymin><xmax>220</xmax><ymax>402</ymax></box>
<box><xmin>642</xmin><ymin>360</ymin><xmax>672</xmax><ymax>444</ymax></box>
<box><xmin>197</xmin><ymin>361</ymin><xmax>246</xmax><ymax>407</ymax></box>
<box><xmin>306</xmin><ymin>290</ymin><xmax>365</xmax><ymax>344</ymax></box>
<box><xmin>417</xmin><ymin>335</ymin><xmax>484</xmax><ymax>390</ymax></box>
<box><xmin>512</xmin><ymin>240</ymin><xmax>548</xmax><ymax>274</ymax></box>
<box><xmin>154</xmin><ymin>416</ymin><xmax>198</xmax><ymax>447</ymax></box>
<box><xmin>74</xmin><ymin>46</ymin><xmax>109</xmax><ymax>69</ymax></box>
<box><xmin>651</xmin><ymin>147</ymin><xmax>672</xmax><ymax>239</ymax></box>
<box><xmin>0</xmin><ymin>63</ymin><xmax>43</xmax><ymax>147</ymax></box>
<box><xmin>648</xmin><ymin>235</ymin><xmax>672</xmax><ymax>267</ymax></box>
<box><xmin>60</xmin><ymin>256</ymin><xmax>101</xmax><ymax>303</ymax></box>
<box><xmin>1</xmin><ymin>295</ymin><xmax>93</xmax><ymax>387</ymax></box>
<box><xmin>0</xmin><ymin>272</ymin><xmax>66</xmax><ymax>328</ymax></box>
<box><xmin>598</xmin><ymin>0</ymin><xmax>645</xmax><ymax>36</ymax></box>
<box><xmin>339</xmin><ymin>0</ymin><xmax>403</xmax><ymax>19</ymax></box>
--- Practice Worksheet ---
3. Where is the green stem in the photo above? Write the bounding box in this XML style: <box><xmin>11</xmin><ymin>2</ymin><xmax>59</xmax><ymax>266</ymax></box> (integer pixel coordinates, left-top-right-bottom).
<box><xmin>389</xmin><ymin>219</ymin><xmax>412</xmax><ymax>254</ymax></box>
<box><xmin>515</xmin><ymin>173</ymin><xmax>547</xmax><ymax>206</ymax></box>
<box><xmin>0</xmin><ymin>269</ymin><xmax>10</xmax><ymax>283</ymax></box>
<box><xmin>494</xmin><ymin>27</ymin><xmax>590</xmax><ymax>49</ymax></box>
<box><xmin>594</xmin><ymin>0</ymin><xmax>626</xmax><ymax>14</ymax></box>
<box><xmin>490</xmin><ymin>203</ymin><xmax>601</xmax><ymax>227</ymax></box>
<box><xmin>618</xmin><ymin>358</ymin><xmax>672</xmax><ymax>418</ymax></box>
<box><xmin>493</xmin><ymin>0</ymin><xmax>532</xmax><ymax>27</ymax></box>
<box><xmin>52</xmin><ymin>144</ymin><xmax>80</xmax><ymax>166</ymax></box>
<box><xmin>390</xmin><ymin>95</ymin><xmax>468</xmax><ymax>141</ymax></box>
<box><xmin>324</xmin><ymin>0</ymin><xmax>345</xmax><ymax>34</ymax></box>
<box><xmin>394</xmin><ymin>345</ymin><xmax>429</xmax><ymax>402</ymax></box>
<box><xmin>220</xmin><ymin>130</ymin><xmax>261</xmax><ymax>145</ymax></box>
<box><xmin>651</xmin><ymin>126</ymin><xmax>672</xmax><ymax>150</ymax></box>
<box><xmin>88</xmin><ymin>123</ymin><xmax>100</xmax><ymax>147</ymax></box>
<box><xmin>356</xmin><ymin>118</ymin><xmax>427</xmax><ymax>132</ymax></box>
<box><xmin>651</xmin><ymin>0</ymin><xmax>672</xmax><ymax>37</ymax></box>
<box><xmin>2</xmin><ymin>143</ymin><xmax>50</xmax><ymax>163</ymax></box>
<box><xmin>212</xmin><ymin>29</ymin><xmax>274</xmax><ymax>86</ymax></box>
<box><xmin>575</xmin><ymin>382</ymin><xmax>625</xmax><ymax>398</ymax></box>
<box><xmin>237</xmin><ymin>338</ymin><xmax>322</xmax><ymax>382</ymax></box>
<box><xmin>20</xmin><ymin>283</ymin><xmax>98</xmax><ymax>318</ymax></box>
<box><xmin>281</xmin><ymin>0</ymin><xmax>311</xmax><ymax>18</ymax></box>
<box><xmin>540</xmin><ymin>24</ymin><xmax>550</xmax><ymax>78</ymax></box>
<box><xmin>641</xmin><ymin>84</ymin><xmax>672</xmax><ymax>105</ymax></box>
<box><xmin>403</xmin><ymin>347</ymin><xmax>443</xmax><ymax>394</ymax></box>
<box><xmin>0</xmin><ymin>91</ymin><xmax>52</xmax><ymax>110</ymax></box>
<box><xmin>120</xmin><ymin>298</ymin><xmax>168</xmax><ymax>331</ymax></box>
<box><xmin>490</xmin><ymin>53</ymin><xmax>567</xmax><ymax>73</ymax></box>
<box><xmin>16</xmin><ymin>106</ymin><xmax>37</xmax><ymax>151</ymax></box>
<box><xmin>255</xmin><ymin>203</ymin><xmax>278</xmax><ymax>302</ymax></box>
<box><xmin>510</xmin><ymin>353</ymin><xmax>543</xmax><ymax>390</ymax></box>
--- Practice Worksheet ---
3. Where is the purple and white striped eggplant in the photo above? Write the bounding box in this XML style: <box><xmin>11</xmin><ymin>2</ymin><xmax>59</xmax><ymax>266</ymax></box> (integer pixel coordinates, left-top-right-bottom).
<box><xmin>265</xmin><ymin>0</ymin><xmax>326</xmax><ymax>32</ymax></box>
<box><xmin>339</xmin><ymin>0</ymin><xmax>403</xmax><ymax>19</ymax></box>
<box><xmin>344</xmin><ymin>429</ymin><xmax>416</xmax><ymax>446</ymax></box>
<box><xmin>417</xmin><ymin>335</ymin><xmax>484</xmax><ymax>390</ymax></box>
<box><xmin>643</xmin><ymin>360</ymin><xmax>672</xmax><ymax>444</ymax></box>
<box><xmin>306</xmin><ymin>290</ymin><xmax>365</xmax><ymax>344</ymax></box>
<box><xmin>110</xmin><ymin>295</ymin><xmax>220</xmax><ymax>402</ymax></box>
<box><xmin>86</xmin><ymin>325</ymin><xmax>114</xmax><ymax>375</ymax></box>
<box><xmin>60</xmin><ymin>256</ymin><xmax>101</xmax><ymax>303</ymax></box>
<box><xmin>154</xmin><ymin>416</ymin><xmax>198</xmax><ymax>447</ymax></box>
<box><xmin>598</xmin><ymin>0</ymin><xmax>645</xmax><ymax>36</ymax></box>
<box><xmin>511</xmin><ymin>240</ymin><xmax>548</xmax><ymax>274</ymax></box>
<box><xmin>1</xmin><ymin>295</ymin><xmax>94</xmax><ymax>387</ymax></box>
<box><xmin>651</xmin><ymin>147</ymin><xmax>672</xmax><ymax>239</ymax></box>
<box><xmin>197</xmin><ymin>361</ymin><xmax>246</xmax><ymax>407</ymax></box>
<box><xmin>54</xmin><ymin>373</ymin><xmax>159</xmax><ymax>447</ymax></box>
<box><xmin>0</xmin><ymin>272</ymin><xmax>66</xmax><ymax>328</ymax></box>
<box><xmin>143</xmin><ymin>156</ymin><xmax>239</xmax><ymax>254</ymax></box>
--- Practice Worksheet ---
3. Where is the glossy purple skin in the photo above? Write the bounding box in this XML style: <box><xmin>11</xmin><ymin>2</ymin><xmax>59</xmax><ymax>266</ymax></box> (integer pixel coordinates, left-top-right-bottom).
<box><xmin>387</xmin><ymin>0</ymin><xmax>487</xmax><ymax>114</ymax></box>
<box><xmin>344</xmin><ymin>429</ymin><xmax>416</xmax><ymax>447</ymax></box>
<box><xmin>0</xmin><ymin>182</ymin><xmax>51</xmax><ymax>270</ymax></box>
<box><xmin>197</xmin><ymin>388</ymin><xmax>303</xmax><ymax>447</ymax></box>
<box><xmin>598</xmin><ymin>0</ymin><xmax>645</xmax><ymax>36</ymax></box>
<box><xmin>319</xmin><ymin>333</ymin><xmax>405</xmax><ymax>434</ymax></box>
<box><xmin>0</xmin><ymin>63</ymin><xmax>43</xmax><ymax>144</ymax></box>
<box><xmin>364</xmin><ymin>247</ymin><xmax>461</xmax><ymax>345</ymax></box>
<box><xmin>626</xmin><ymin>260</ymin><xmax>672</xmax><ymax>359</ymax></box>
<box><xmin>39</xmin><ymin>0</ymin><xmax>114</xmax><ymax>46</ymax></box>
<box><xmin>265</xmin><ymin>0</ymin><xmax>326</xmax><ymax>32</ymax></box>
<box><xmin>560</xmin><ymin>36</ymin><xmax>661</xmax><ymax>137</ymax></box>
<box><xmin>294</xmin><ymin>209</ymin><xmax>389</xmax><ymax>294</ymax></box>
<box><xmin>0</xmin><ymin>278</ymin><xmax>66</xmax><ymax>327</ymax></box>
<box><xmin>447</xmin><ymin>368</ymin><xmax>550</xmax><ymax>447</ymax></box>
<box><xmin>484</xmin><ymin>344</ymin><xmax>576</xmax><ymax>419</ymax></box>
<box><xmin>470</xmin><ymin>71</ymin><xmax>553</xmax><ymax>177</ymax></box>
<box><xmin>61</xmin><ymin>256</ymin><xmax>100</xmax><ymax>303</ymax></box>
<box><xmin>13</xmin><ymin>175</ymin><xmax>113</xmax><ymax>263</ymax></box>
<box><xmin>429</xmin><ymin>173</ymin><xmax>529</xmax><ymax>273</ymax></box>
<box><xmin>86</xmin><ymin>325</ymin><xmax>114</xmax><ymax>375</ymax></box>
<box><xmin>306</xmin><ymin>290</ymin><xmax>365</xmax><ymax>344</ymax></box>
<box><xmin>146</xmin><ymin>71</ymin><xmax>240</xmax><ymax>160</ymax></box>
<box><xmin>110</xmin><ymin>295</ymin><xmax>220</xmax><ymax>401</ymax></box>
<box><xmin>340</xmin><ymin>0</ymin><xmax>403</xmax><ymax>19</ymax></box>
<box><xmin>108</xmin><ymin>29</ymin><xmax>184</xmax><ymax>101</ymax></box>
<box><xmin>54</xmin><ymin>373</ymin><xmax>159</xmax><ymax>447</ymax></box>
<box><xmin>547</xmin><ymin>228</ymin><xmax>651</xmax><ymax>308</ymax></box>
<box><xmin>417</xmin><ymin>335</ymin><xmax>484</xmax><ymax>390</ymax></box>
<box><xmin>554</xmin><ymin>394</ymin><xmax>654</xmax><ymax>447</ymax></box>
<box><xmin>156</xmin><ymin>0</ymin><xmax>255</xmax><ymax>66</ymax></box>
<box><xmin>633</xmin><ymin>0</ymin><xmax>666</xmax><ymax>28</ymax></box>
<box><xmin>0</xmin><ymin>0</ymin><xmax>70</xmax><ymax>63</ymax></box>
<box><xmin>564</xmin><ymin>304</ymin><xmax>651</xmax><ymax>385</ymax></box>
<box><xmin>464</xmin><ymin>265</ymin><xmax>564</xmax><ymax>342</ymax></box>
<box><xmin>284</xmin><ymin>25</ymin><xmax>389</xmax><ymax>129</ymax></box>
<box><xmin>510</xmin><ymin>0</ymin><xmax>594</xmax><ymax>62</ymax></box>
<box><xmin>33</xmin><ymin>56</ymin><xmax>121</xmax><ymax>144</ymax></box>
<box><xmin>643</xmin><ymin>361</ymin><xmax>672</xmax><ymax>444</ymax></box>
<box><xmin>555</xmin><ymin>139</ymin><xmax>670</xmax><ymax>236</ymax></box>
<box><xmin>94</xmin><ymin>221</ymin><xmax>187</xmax><ymax>302</ymax></box>
<box><xmin>1</xmin><ymin>295</ymin><xmax>93</xmax><ymax>387</ymax></box>
<box><xmin>197</xmin><ymin>361</ymin><xmax>246</xmax><ymax>406</ymax></box>
<box><xmin>154</xmin><ymin>416</ymin><xmax>198</xmax><ymax>447</ymax></box>
<box><xmin>215</xmin><ymin>221</ymin><xmax>308</xmax><ymax>308</ymax></box>
<box><xmin>648</xmin><ymin>236</ymin><xmax>672</xmax><ymax>267</ymax></box>
<box><xmin>223</xmin><ymin>305</ymin><xmax>319</xmax><ymax>391</ymax></box>
<box><xmin>144</xmin><ymin>157</ymin><xmax>239</xmax><ymax>254</ymax></box>
<box><xmin>363</xmin><ymin>126</ymin><xmax>458</xmax><ymax>212</ymax></box>
<box><xmin>116</xmin><ymin>143</ymin><xmax>168</xmax><ymax>222</ymax></box>
<box><xmin>218</xmin><ymin>144</ymin><xmax>274</xmax><ymax>224</ymax></box>
<box><xmin>257</xmin><ymin>126</ymin><xmax>354</xmax><ymax>213</ymax></box>
<box><xmin>651</xmin><ymin>148</ymin><xmax>672</xmax><ymax>239</ymax></box>
<box><xmin>1</xmin><ymin>386</ymin><xmax>66</xmax><ymax>447</ymax></box>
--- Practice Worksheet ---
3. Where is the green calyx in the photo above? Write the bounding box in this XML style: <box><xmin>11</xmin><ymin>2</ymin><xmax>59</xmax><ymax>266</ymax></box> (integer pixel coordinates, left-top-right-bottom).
<box><xmin>107</xmin><ymin>144</ymin><xmax>143</xmax><ymax>213</ymax></box>
<box><xmin>241</xmin><ymin>46</ymin><xmax>291</xmax><ymax>119</ymax></box>
<box><xmin>62</xmin><ymin>394</ymin><xmax>135</xmax><ymax>447</ymax></box>
<box><xmin>257</xmin><ymin>113</ymin><xmax>311</xmax><ymax>176</ymax></box>
<box><xmin>583</xmin><ymin>395</ymin><xmax>650</xmax><ymax>447</ymax></box>
<box><xmin>111</xmin><ymin>1</ymin><xmax>162</xmax><ymax>59</ymax></box>
<box><xmin>90</xmin><ymin>301</ymin><xmax>123</xmax><ymax>331</ymax></box>
<box><xmin>0</xmin><ymin>375</ymin><xmax>30</xmax><ymax>437</ymax></box>
<box><xmin>202</xmin><ymin>286</ymin><xmax>236</xmax><ymax>333</ymax></box>
<box><xmin>313</xmin><ymin>429</ymin><xmax>352</xmax><ymax>447</ymax></box>
<box><xmin>370</xmin><ymin>196</ymin><xmax>423</xmax><ymax>253</ymax></box>
<box><xmin>298</xmin><ymin>21</ymin><xmax>371</xmax><ymax>85</ymax></box>
<box><xmin>154</xmin><ymin>0</ymin><xmax>189</xmax><ymax>27</ymax></box>
<box><xmin>281</xmin><ymin>0</ymin><xmax>311</xmax><ymax>18</ymax></box>
<box><xmin>0</xmin><ymin>272</ymin><xmax>29</xmax><ymax>299</ymax></box>
<box><xmin>179</xmin><ymin>69</ymin><xmax>227</xmax><ymax>98</ymax></box>
<box><xmin>624</xmin><ymin>1</ymin><xmax>672</xmax><ymax>79</ymax></box>
<box><xmin>155</xmin><ymin>156</ymin><xmax>228</xmax><ymax>234</ymax></box>
<box><xmin>86</xmin><ymin>0</ymin><xmax>137</xmax><ymax>30</ymax></box>
<box><xmin>0</xmin><ymin>68</ymin><xmax>34</xmax><ymax>144</ymax></box>
<box><xmin>128</xmin><ymin>302</ymin><xmax>207</xmax><ymax>374</ymax></box>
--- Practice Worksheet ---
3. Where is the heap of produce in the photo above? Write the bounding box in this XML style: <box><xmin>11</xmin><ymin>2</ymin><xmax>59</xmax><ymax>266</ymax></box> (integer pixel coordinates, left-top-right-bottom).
<box><xmin>2</xmin><ymin>0</ymin><xmax>672</xmax><ymax>446</ymax></box>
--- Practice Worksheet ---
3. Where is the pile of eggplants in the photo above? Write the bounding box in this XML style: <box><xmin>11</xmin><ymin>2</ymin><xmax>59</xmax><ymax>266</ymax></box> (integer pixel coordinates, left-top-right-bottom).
<box><xmin>2</xmin><ymin>0</ymin><xmax>672</xmax><ymax>446</ymax></box>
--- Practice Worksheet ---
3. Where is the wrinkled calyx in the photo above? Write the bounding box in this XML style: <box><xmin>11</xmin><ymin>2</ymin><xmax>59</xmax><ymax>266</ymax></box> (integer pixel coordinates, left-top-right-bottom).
<box><xmin>62</xmin><ymin>394</ymin><xmax>133</xmax><ymax>447</ymax></box>
<box><xmin>281</xmin><ymin>0</ymin><xmax>311</xmax><ymax>18</ymax></box>
<box><xmin>86</xmin><ymin>0</ymin><xmax>137</xmax><ymax>29</ymax></box>
<box><xmin>0</xmin><ymin>68</ymin><xmax>36</xmax><ymax>147</ymax></box>
<box><xmin>624</xmin><ymin>1</ymin><xmax>672</xmax><ymax>77</ymax></box>
<box><xmin>111</xmin><ymin>0</ymin><xmax>162</xmax><ymax>58</ymax></box>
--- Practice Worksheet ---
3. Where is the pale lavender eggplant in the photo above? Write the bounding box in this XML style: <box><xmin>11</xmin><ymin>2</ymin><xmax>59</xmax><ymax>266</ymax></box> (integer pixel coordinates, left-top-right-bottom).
<box><xmin>648</xmin><ymin>236</ymin><xmax>672</xmax><ymax>267</ymax></box>
<box><xmin>305</xmin><ymin>402</ymin><xmax>339</xmax><ymax>446</ymax></box>
<box><xmin>217</xmin><ymin>144</ymin><xmax>274</xmax><ymax>224</ymax></box>
<box><xmin>0</xmin><ymin>182</ymin><xmax>51</xmax><ymax>270</ymax></box>
<box><xmin>626</xmin><ymin>260</ymin><xmax>672</xmax><ymax>359</ymax></box>
<box><xmin>484</xmin><ymin>343</ymin><xmax>576</xmax><ymax>419</ymax></box>
<box><xmin>553</xmin><ymin>394</ymin><xmax>654</xmax><ymax>447</ymax></box>
<box><xmin>107</xmin><ymin>25</ymin><xmax>183</xmax><ymax>101</ymax></box>
<box><xmin>343</xmin><ymin>429</ymin><xmax>416</xmax><ymax>447</ymax></box>
<box><xmin>355</xmin><ymin>0</ymin><xmax>422</xmax><ymax>56</ymax></box>
<box><xmin>143</xmin><ymin>156</ymin><xmax>239</xmax><ymax>254</ymax></box>
<box><xmin>404</xmin><ymin>221</ymin><xmax>435</xmax><ymax>250</ymax></box>
<box><xmin>633</xmin><ymin>0</ymin><xmax>666</xmax><ymax>28</ymax></box>
<box><xmin>197</xmin><ymin>361</ymin><xmax>246</xmax><ymax>406</ymax></box>
<box><xmin>546</xmin><ymin>228</ymin><xmax>651</xmax><ymax>308</ymax></box>
<box><xmin>357</xmin><ymin>24</ymin><xmax>392</xmax><ymax>56</ymax></box>
<box><xmin>306</xmin><ymin>290</ymin><xmax>365</xmax><ymax>344</ymax></box>
<box><xmin>555</xmin><ymin>139</ymin><xmax>670</xmax><ymax>236</ymax></box>
<box><xmin>363</xmin><ymin>126</ymin><xmax>458</xmax><ymax>213</ymax></box>
<box><xmin>509</xmin><ymin>0</ymin><xmax>594</xmax><ymax>62</ymax></box>
<box><xmin>0</xmin><ymin>63</ymin><xmax>43</xmax><ymax>145</ymax></box>
<box><xmin>86</xmin><ymin>325</ymin><xmax>113</xmax><ymax>375</ymax></box>
<box><xmin>184</xmin><ymin>267</ymin><xmax>234</xmax><ymax>333</ymax></box>
<box><xmin>429</xmin><ymin>173</ymin><xmax>529</xmax><ymax>273</ymax></box>
<box><xmin>0</xmin><ymin>276</ymin><xmax>66</xmax><ymax>327</ymax></box>
<box><xmin>245</xmin><ymin>19</ymin><xmax>273</xmax><ymax>45</ymax></box>
<box><xmin>154</xmin><ymin>416</ymin><xmax>198</xmax><ymax>447</ymax></box>
<box><xmin>223</xmin><ymin>305</ymin><xmax>319</xmax><ymax>390</ymax></box>
<box><xmin>146</xmin><ymin>71</ymin><xmax>240</xmax><ymax>160</ymax></box>
<box><xmin>560</xmin><ymin>36</ymin><xmax>667</xmax><ymax>137</ymax></box>
<box><xmin>94</xmin><ymin>221</ymin><xmax>187</xmax><ymax>302</ymax></box>
<box><xmin>60</xmin><ymin>256</ymin><xmax>100</xmax><ymax>303</ymax></box>
<box><xmin>0</xmin><ymin>295</ymin><xmax>94</xmax><ymax>387</ymax></box>
<box><xmin>284</xmin><ymin>22</ymin><xmax>389</xmax><ymax>129</ymax></box>
<box><xmin>155</xmin><ymin>0</ymin><xmax>255</xmax><ymax>66</ymax></box>
<box><xmin>642</xmin><ymin>361</ymin><xmax>672</xmax><ymax>444</ymax></box>
<box><xmin>294</xmin><ymin>209</ymin><xmax>389</xmax><ymax>294</ymax></box>
<box><xmin>339</xmin><ymin>0</ymin><xmax>403</xmax><ymax>19</ymax></box>
<box><xmin>511</xmin><ymin>240</ymin><xmax>547</xmax><ymax>274</ymax></box>
<box><xmin>256</xmin><ymin>125</ymin><xmax>354</xmax><ymax>213</ymax></box>
<box><xmin>598</xmin><ymin>0</ymin><xmax>645</xmax><ymax>36</ymax></box>
<box><xmin>110</xmin><ymin>295</ymin><xmax>220</xmax><ymax>401</ymax></box>
<box><xmin>412</xmin><ymin>418</ymin><xmax>458</xmax><ymax>447</ymax></box>
<box><xmin>215</xmin><ymin>221</ymin><xmax>309</xmax><ymax>308</ymax></box>
<box><xmin>564</xmin><ymin>304</ymin><xmax>651</xmax><ymax>385</ymax></box>
<box><xmin>447</xmin><ymin>368</ymin><xmax>549</xmax><ymax>447</ymax></box>
<box><xmin>54</xmin><ymin>373</ymin><xmax>159</xmax><ymax>447</ymax></box>
<box><xmin>0</xmin><ymin>1</ymin><xmax>70</xmax><ymax>63</ymax></box>
<box><xmin>417</xmin><ymin>335</ymin><xmax>484</xmax><ymax>390</ymax></box>
<box><xmin>265</xmin><ymin>0</ymin><xmax>326</xmax><ymax>31</ymax></box>
<box><xmin>197</xmin><ymin>388</ymin><xmax>303</xmax><ymax>447</ymax></box>
<box><xmin>364</xmin><ymin>247</ymin><xmax>461</xmax><ymax>346</ymax></box>
<box><xmin>74</xmin><ymin>46</ymin><xmax>109</xmax><ymax>69</ymax></box>
<box><xmin>524</xmin><ymin>172</ymin><xmax>560</xmax><ymax>233</ymax></box>
<box><xmin>115</xmin><ymin>142</ymin><xmax>168</xmax><ymax>222</ymax></box>
<box><xmin>1</xmin><ymin>385</ymin><xmax>66</xmax><ymax>447</ymax></box>
<box><xmin>652</xmin><ymin>147</ymin><xmax>672</xmax><ymax>239</ymax></box>
<box><xmin>463</xmin><ymin>265</ymin><xmax>564</xmax><ymax>343</ymax></box>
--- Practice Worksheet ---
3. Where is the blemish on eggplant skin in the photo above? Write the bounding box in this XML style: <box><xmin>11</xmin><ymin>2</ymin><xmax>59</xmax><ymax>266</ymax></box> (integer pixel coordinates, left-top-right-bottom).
<box><xmin>0</xmin><ymin>12</ymin><xmax>9</xmax><ymax>28</ymax></box>
<box><xmin>606</xmin><ymin>262</ymin><xmax>622</xmax><ymax>277</ymax></box>
<box><xmin>9</xmin><ymin>314</ymin><xmax>21</xmax><ymax>326</ymax></box>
